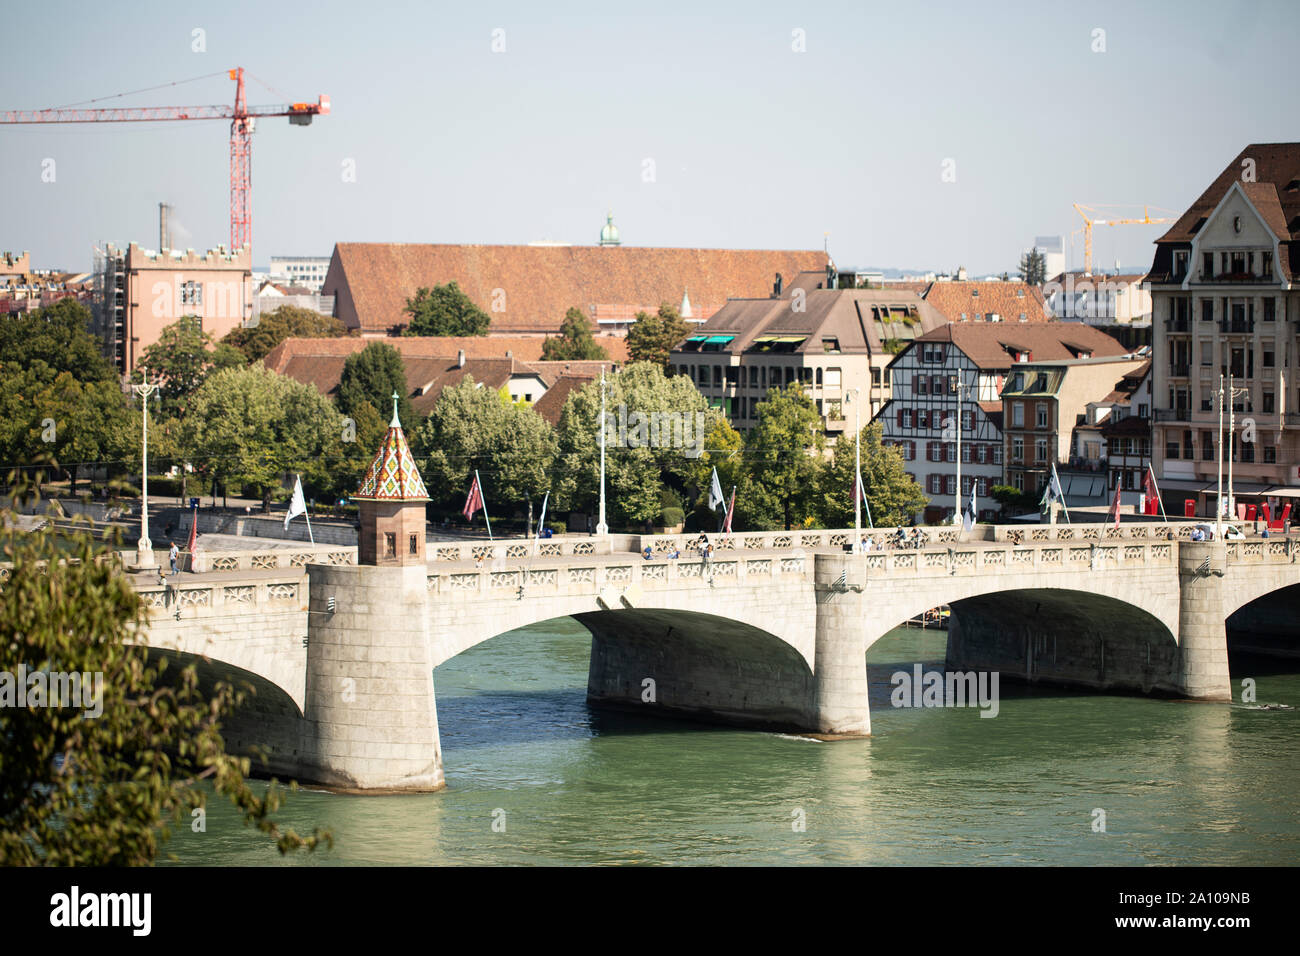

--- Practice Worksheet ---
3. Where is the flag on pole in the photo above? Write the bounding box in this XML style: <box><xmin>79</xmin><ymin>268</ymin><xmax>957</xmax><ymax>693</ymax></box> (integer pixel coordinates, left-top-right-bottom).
<box><xmin>963</xmin><ymin>482</ymin><xmax>976</xmax><ymax>532</ymax></box>
<box><xmin>185</xmin><ymin>499</ymin><xmax>198</xmax><ymax>568</ymax></box>
<box><xmin>859</xmin><ymin>475</ymin><xmax>874</xmax><ymax>529</ymax></box>
<box><xmin>284</xmin><ymin>475</ymin><xmax>307</xmax><ymax>530</ymax></box>
<box><xmin>463</xmin><ymin>473</ymin><xmax>485</xmax><ymax>522</ymax></box>
<box><xmin>1039</xmin><ymin>467</ymin><xmax>1063</xmax><ymax>509</ymax></box>
<box><xmin>1143</xmin><ymin>465</ymin><xmax>1158</xmax><ymax>515</ymax></box>
<box><xmin>723</xmin><ymin>487</ymin><xmax>736</xmax><ymax>534</ymax></box>
<box><xmin>708</xmin><ymin>467</ymin><xmax>725</xmax><ymax>512</ymax></box>
<box><xmin>1108</xmin><ymin>478</ymin><xmax>1123</xmax><ymax>528</ymax></box>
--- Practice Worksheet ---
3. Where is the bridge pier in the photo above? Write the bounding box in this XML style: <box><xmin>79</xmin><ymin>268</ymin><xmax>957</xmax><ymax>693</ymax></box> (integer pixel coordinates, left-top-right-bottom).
<box><xmin>297</xmin><ymin>563</ymin><xmax>445</xmax><ymax>791</ymax></box>
<box><xmin>810</xmin><ymin>554</ymin><xmax>871</xmax><ymax>736</ymax></box>
<box><xmin>1176</xmin><ymin>541</ymin><xmax>1232</xmax><ymax>701</ymax></box>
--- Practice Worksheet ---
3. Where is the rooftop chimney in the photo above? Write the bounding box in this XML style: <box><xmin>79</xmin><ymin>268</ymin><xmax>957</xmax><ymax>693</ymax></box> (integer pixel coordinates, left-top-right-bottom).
<box><xmin>159</xmin><ymin>202</ymin><xmax>171</xmax><ymax>254</ymax></box>
<box><xmin>773</xmin><ymin>272</ymin><xmax>783</xmax><ymax>297</ymax></box>
<box><xmin>457</xmin><ymin>349</ymin><xmax>465</xmax><ymax>368</ymax></box>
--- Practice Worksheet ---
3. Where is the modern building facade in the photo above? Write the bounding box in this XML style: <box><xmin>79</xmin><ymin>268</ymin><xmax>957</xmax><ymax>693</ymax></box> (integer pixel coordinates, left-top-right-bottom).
<box><xmin>669</xmin><ymin>279</ymin><xmax>947</xmax><ymax>435</ymax></box>
<box><xmin>1147</xmin><ymin>143</ymin><xmax>1300</xmax><ymax>520</ymax></box>
<box><xmin>1045</xmin><ymin>270</ymin><xmax>1153</xmax><ymax>350</ymax></box>
<box><xmin>269</xmin><ymin>256</ymin><xmax>330</xmax><ymax>293</ymax></box>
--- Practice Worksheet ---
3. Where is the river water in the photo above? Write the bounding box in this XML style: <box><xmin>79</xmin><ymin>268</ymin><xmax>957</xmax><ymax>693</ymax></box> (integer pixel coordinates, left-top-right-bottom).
<box><xmin>163</xmin><ymin>621</ymin><xmax>1300</xmax><ymax>866</ymax></box>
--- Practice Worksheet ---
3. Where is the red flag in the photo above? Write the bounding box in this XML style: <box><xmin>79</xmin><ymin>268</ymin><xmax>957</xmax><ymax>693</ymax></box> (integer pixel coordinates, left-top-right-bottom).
<box><xmin>1109</xmin><ymin>479</ymin><xmax>1123</xmax><ymax>528</ymax></box>
<box><xmin>1143</xmin><ymin>465</ymin><xmax>1158</xmax><ymax>516</ymax></box>
<box><xmin>462</xmin><ymin>474</ymin><xmax>484</xmax><ymax>522</ymax></box>
<box><xmin>723</xmin><ymin>488</ymin><xmax>736</xmax><ymax>534</ymax></box>
<box><xmin>185</xmin><ymin>501</ymin><xmax>198</xmax><ymax>555</ymax></box>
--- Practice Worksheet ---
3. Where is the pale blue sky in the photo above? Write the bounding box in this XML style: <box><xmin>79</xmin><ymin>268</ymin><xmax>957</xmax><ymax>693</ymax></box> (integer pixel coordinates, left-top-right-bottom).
<box><xmin>1</xmin><ymin>0</ymin><xmax>1294</xmax><ymax>275</ymax></box>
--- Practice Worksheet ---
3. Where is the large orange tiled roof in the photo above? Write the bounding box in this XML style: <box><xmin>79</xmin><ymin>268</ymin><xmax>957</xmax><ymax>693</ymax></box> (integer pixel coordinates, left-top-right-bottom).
<box><xmin>322</xmin><ymin>243</ymin><xmax>828</xmax><ymax>334</ymax></box>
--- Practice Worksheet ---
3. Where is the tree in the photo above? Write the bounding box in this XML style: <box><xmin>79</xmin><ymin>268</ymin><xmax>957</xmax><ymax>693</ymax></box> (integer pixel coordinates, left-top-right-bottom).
<box><xmin>183</xmin><ymin>365</ymin><xmax>337</xmax><ymax>511</ymax></box>
<box><xmin>0</xmin><ymin>299</ymin><xmax>117</xmax><ymax>385</ymax></box>
<box><xmin>744</xmin><ymin>385</ymin><xmax>824</xmax><ymax>530</ymax></box>
<box><xmin>337</xmin><ymin>342</ymin><xmax>414</xmax><ymax>430</ymax></box>
<box><xmin>552</xmin><ymin>362</ymin><xmax>708</xmax><ymax>528</ymax></box>
<box><xmin>541</xmin><ymin>308</ymin><xmax>609</xmax><ymax>361</ymax></box>
<box><xmin>1018</xmin><ymin>249</ymin><xmax>1047</xmax><ymax>286</ymax></box>
<box><xmin>221</xmin><ymin>305</ymin><xmax>349</xmax><ymax>363</ymax></box>
<box><xmin>337</xmin><ymin>399</ymin><xmax>387</xmax><ymax>500</ymax></box>
<box><xmin>411</xmin><ymin>378</ymin><xmax>557</xmax><ymax>518</ymax></box>
<box><xmin>814</xmin><ymin>423</ymin><xmax>927</xmax><ymax>528</ymax></box>
<box><xmin>0</xmin><ymin>483</ymin><xmax>329</xmax><ymax>864</ymax></box>
<box><xmin>402</xmin><ymin>282</ymin><xmax>490</xmax><ymax>336</ymax></box>
<box><xmin>626</xmin><ymin>303</ymin><xmax>688</xmax><ymax>369</ymax></box>
<box><xmin>136</xmin><ymin>316</ymin><xmax>215</xmax><ymax>416</ymax></box>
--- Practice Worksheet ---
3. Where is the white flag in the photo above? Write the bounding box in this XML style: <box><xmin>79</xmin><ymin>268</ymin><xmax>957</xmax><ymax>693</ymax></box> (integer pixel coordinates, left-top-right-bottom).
<box><xmin>708</xmin><ymin>467</ymin><xmax>725</xmax><ymax>512</ymax></box>
<box><xmin>963</xmin><ymin>482</ymin><xmax>976</xmax><ymax>532</ymax></box>
<box><xmin>285</xmin><ymin>475</ymin><xmax>307</xmax><ymax>529</ymax></box>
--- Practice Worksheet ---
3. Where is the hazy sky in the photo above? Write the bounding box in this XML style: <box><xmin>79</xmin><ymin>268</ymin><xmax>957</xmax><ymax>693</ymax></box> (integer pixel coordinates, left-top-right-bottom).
<box><xmin>2</xmin><ymin>0</ymin><xmax>1294</xmax><ymax>275</ymax></box>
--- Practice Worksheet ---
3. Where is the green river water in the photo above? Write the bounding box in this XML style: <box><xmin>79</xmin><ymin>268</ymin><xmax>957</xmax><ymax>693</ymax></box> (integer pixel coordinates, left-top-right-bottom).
<box><xmin>162</xmin><ymin>622</ymin><xmax>1300</xmax><ymax>866</ymax></box>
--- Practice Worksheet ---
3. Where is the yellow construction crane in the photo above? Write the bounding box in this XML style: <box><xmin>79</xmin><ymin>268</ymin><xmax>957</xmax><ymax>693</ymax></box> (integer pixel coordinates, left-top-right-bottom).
<box><xmin>1072</xmin><ymin>204</ymin><xmax>1178</xmax><ymax>275</ymax></box>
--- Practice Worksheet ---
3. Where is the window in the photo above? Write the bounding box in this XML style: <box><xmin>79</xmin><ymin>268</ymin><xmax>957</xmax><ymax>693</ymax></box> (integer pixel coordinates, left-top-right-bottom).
<box><xmin>822</xmin><ymin>337</ymin><xmax>840</xmax><ymax>353</ymax></box>
<box><xmin>409</xmin><ymin>534</ymin><xmax>419</xmax><ymax>555</ymax></box>
<box><xmin>1264</xmin><ymin>298</ymin><xmax>1276</xmax><ymax>322</ymax></box>
<box><xmin>1139</xmin><ymin>403</ymin><xmax>1149</xmax><ymax>418</ymax></box>
<box><xmin>1183</xmin><ymin>430</ymin><xmax>1193</xmax><ymax>460</ymax></box>
<box><xmin>871</xmin><ymin>367</ymin><xmax>881</xmax><ymax>386</ymax></box>
<box><xmin>916</xmin><ymin>409</ymin><xmax>929</xmax><ymax>429</ymax></box>
<box><xmin>384</xmin><ymin>533</ymin><xmax>396</xmax><ymax>558</ymax></box>
<box><xmin>1200</xmin><ymin>340</ymin><xmax>1213</xmax><ymax>366</ymax></box>
<box><xmin>1012</xmin><ymin>403</ymin><xmax>1024</xmax><ymax>427</ymax></box>
<box><xmin>1203</xmin><ymin>252</ymin><xmax>1214</xmax><ymax>278</ymax></box>
<box><xmin>917</xmin><ymin>376</ymin><xmax>928</xmax><ymax>396</ymax></box>
<box><xmin>713</xmin><ymin>366</ymin><xmax>722</xmax><ymax>387</ymax></box>
<box><xmin>825</xmin><ymin>368</ymin><xmax>841</xmax><ymax>388</ymax></box>
<box><xmin>1012</xmin><ymin>438</ymin><xmax>1024</xmax><ymax>462</ymax></box>
<box><xmin>1264</xmin><ymin>445</ymin><xmax>1277</xmax><ymax>463</ymax></box>
<box><xmin>976</xmin><ymin>477</ymin><xmax>988</xmax><ymax>496</ymax></box>
<box><xmin>1202</xmin><ymin>431</ymin><xmax>1214</xmax><ymax>461</ymax></box>
<box><xmin>1264</xmin><ymin>348</ymin><xmax>1274</xmax><ymax>368</ymax></box>
<box><xmin>993</xmin><ymin>444</ymin><xmax>1003</xmax><ymax>465</ymax></box>
<box><xmin>1036</xmin><ymin>403</ymin><xmax>1048</xmax><ymax>428</ymax></box>
<box><xmin>1173</xmin><ymin>250</ymin><xmax>1188</xmax><ymax>277</ymax></box>
<box><xmin>975</xmin><ymin>444</ymin><xmax>987</xmax><ymax>464</ymax></box>
<box><xmin>1035</xmin><ymin>439</ymin><xmax>1048</xmax><ymax>463</ymax></box>
<box><xmin>1201</xmin><ymin>300</ymin><xmax>1214</xmax><ymax>322</ymax></box>
<box><xmin>1013</xmin><ymin>471</ymin><xmax>1024</xmax><ymax>491</ymax></box>
<box><xmin>1166</xmin><ymin>438</ymin><xmax>1180</xmax><ymax>460</ymax></box>
<box><xmin>749</xmin><ymin>366</ymin><xmax>758</xmax><ymax>387</ymax></box>
<box><xmin>180</xmin><ymin>280</ymin><xmax>203</xmax><ymax>306</ymax></box>
<box><xmin>962</xmin><ymin>443</ymin><xmax>972</xmax><ymax>463</ymax></box>
<box><xmin>1263</xmin><ymin>391</ymin><xmax>1275</xmax><ymax>414</ymax></box>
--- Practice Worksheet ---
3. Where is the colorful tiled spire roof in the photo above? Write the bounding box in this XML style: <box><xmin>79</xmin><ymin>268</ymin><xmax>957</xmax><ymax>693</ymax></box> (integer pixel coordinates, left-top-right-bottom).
<box><xmin>354</xmin><ymin>392</ymin><xmax>430</xmax><ymax>501</ymax></box>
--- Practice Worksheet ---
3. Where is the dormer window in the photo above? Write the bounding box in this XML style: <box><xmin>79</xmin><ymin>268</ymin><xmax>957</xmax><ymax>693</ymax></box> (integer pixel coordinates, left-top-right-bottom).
<box><xmin>1173</xmin><ymin>250</ymin><xmax>1189</xmax><ymax>278</ymax></box>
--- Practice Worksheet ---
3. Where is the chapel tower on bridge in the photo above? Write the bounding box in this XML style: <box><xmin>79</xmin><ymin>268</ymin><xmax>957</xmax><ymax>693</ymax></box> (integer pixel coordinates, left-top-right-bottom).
<box><xmin>352</xmin><ymin>392</ymin><xmax>429</xmax><ymax>566</ymax></box>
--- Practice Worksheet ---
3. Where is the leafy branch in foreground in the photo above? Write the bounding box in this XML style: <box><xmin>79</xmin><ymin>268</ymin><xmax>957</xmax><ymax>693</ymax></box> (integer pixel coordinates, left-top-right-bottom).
<box><xmin>0</xmin><ymin>466</ymin><xmax>330</xmax><ymax>865</ymax></box>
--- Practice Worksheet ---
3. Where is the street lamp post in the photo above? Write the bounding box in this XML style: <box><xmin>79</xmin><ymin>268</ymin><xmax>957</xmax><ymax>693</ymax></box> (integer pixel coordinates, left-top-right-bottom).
<box><xmin>848</xmin><ymin>388</ymin><xmax>861</xmax><ymax>548</ymax></box>
<box><xmin>1226</xmin><ymin>371</ymin><xmax>1248</xmax><ymax>533</ymax></box>
<box><xmin>1216</xmin><ymin>372</ymin><xmax>1224</xmax><ymax>540</ymax></box>
<box><xmin>596</xmin><ymin>369</ymin><xmax>608</xmax><ymax>537</ymax></box>
<box><xmin>951</xmin><ymin>374</ymin><xmax>970</xmax><ymax>525</ymax></box>
<box><xmin>131</xmin><ymin>376</ymin><xmax>161</xmax><ymax>570</ymax></box>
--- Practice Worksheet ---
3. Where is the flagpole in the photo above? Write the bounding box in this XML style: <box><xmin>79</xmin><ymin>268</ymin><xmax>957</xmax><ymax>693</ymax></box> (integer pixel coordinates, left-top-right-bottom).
<box><xmin>1148</xmin><ymin>463</ymin><xmax>1169</xmax><ymax>525</ymax></box>
<box><xmin>1054</xmin><ymin>462</ymin><xmax>1072</xmax><ymax>524</ymax></box>
<box><xmin>596</xmin><ymin>371</ymin><xmax>608</xmax><ymax>537</ymax></box>
<box><xmin>534</xmin><ymin>490</ymin><xmax>549</xmax><ymax>555</ymax></box>
<box><xmin>475</xmin><ymin>469</ymin><xmax>493</xmax><ymax>541</ymax></box>
<box><xmin>861</xmin><ymin>479</ymin><xmax>874</xmax><ymax>529</ymax></box>
<box><xmin>300</xmin><ymin>474</ymin><xmax>315</xmax><ymax>544</ymax></box>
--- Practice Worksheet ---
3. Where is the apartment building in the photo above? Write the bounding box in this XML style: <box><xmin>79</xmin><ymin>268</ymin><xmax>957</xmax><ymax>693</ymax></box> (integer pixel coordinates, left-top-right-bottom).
<box><xmin>1147</xmin><ymin>143</ymin><xmax>1300</xmax><ymax>519</ymax></box>
<box><xmin>670</xmin><ymin>279</ymin><xmax>947</xmax><ymax>435</ymax></box>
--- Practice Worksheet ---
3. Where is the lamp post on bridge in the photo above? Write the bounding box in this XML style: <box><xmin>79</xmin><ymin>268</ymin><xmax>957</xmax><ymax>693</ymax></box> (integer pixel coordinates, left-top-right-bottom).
<box><xmin>596</xmin><ymin>369</ymin><xmax>608</xmax><ymax>537</ymax></box>
<box><xmin>846</xmin><ymin>387</ymin><xmax>861</xmax><ymax>548</ymax></box>
<box><xmin>950</xmin><ymin>374</ymin><xmax>971</xmax><ymax>526</ymax></box>
<box><xmin>131</xmin><ymin>375</ymin><xmax>161</xmax><ymax>571</ymax></box>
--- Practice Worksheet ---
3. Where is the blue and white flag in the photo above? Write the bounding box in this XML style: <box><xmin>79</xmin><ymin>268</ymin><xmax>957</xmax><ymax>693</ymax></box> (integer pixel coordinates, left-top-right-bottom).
<box><xmin>1039</xmin><ymin>463</ymin><xmax>1064</xmax><ymax>509</ymax></box>
<box><xmin>963</xmin><ymin>482</ymin><xmax>976</xmax><ymax>532</ymax></box>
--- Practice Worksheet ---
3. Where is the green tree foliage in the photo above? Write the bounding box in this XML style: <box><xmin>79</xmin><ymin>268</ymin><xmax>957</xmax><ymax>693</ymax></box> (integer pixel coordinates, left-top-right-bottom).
<box><xmin>552</xmin><ymin>362</ymin><xmax>707</xmax><ymax>528</ymax></box>
<box><xmin>1018</xmin><ymin>249</ymin><xmax>1047</xmax><ymax>286</ymax></box>
<box><xmin>744</xmin><ymin>385</ymin><xmax>825</xmax><ymax>530</ymax></box>
<box><xmin>541</xmin><ymin>308</ymin><xmax>609</xmax><ymax>361</ymax></box>
<box><xmin>626</xmin><ymin>303</ymin><xmax>688</xmax><ymax>369</ymax></box>
<box><xmin>0</xmin><ymin>299</ymin><xmax>116</xmax><ymax>385</ymax></box>
<box><xmin>0</xmin><ymin>301</ymin><xmax>131</xmax><ymax>489</ymax></box>
<box><xmin>402</xmin><ymin>282</ymin><xmax>490</xmax><ymax>337</ymax></box>
<box><xmin>814</xmin><ymin>423</ymin><xmax>928</xmax><ymax>528</ymax></box>
<box><xmin>221</xmin><ymin>305</ymin><xmax>349</xmax><ymax>363</ymax></box>
<box><xmin>337</xmin><ymin>342</ymin><xmax>414</xmax><ymax>430</ymax></box>
<box><xmin>0</xmin><ymin>484</ymin><xmax>329</xmax><ymax>864</ymax></box>
<box><xmin>411</xmin><ymin>377</ymin><xmax>557</xmax><ymax>512</ymax></box>
<box><xmin>337</xmin><ymin>399</ymin><xmax>387</xmax><ymax>498</ymax></box>
<box><xmin>136</xmin><ymin>316</ymin><xmax>214</xmax><ymax>416</ymax></box>
<box><xmin>182</xmin><ymin>366</ymin><xmax>337</xmax><ymax>511</ymax></box>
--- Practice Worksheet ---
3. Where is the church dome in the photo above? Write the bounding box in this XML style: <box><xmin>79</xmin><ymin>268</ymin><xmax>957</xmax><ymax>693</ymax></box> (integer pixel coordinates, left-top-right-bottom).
<box><xmin>599</xmin><ymin>212</ymin><xmax>621</xmax><ymax>246</ymax></box>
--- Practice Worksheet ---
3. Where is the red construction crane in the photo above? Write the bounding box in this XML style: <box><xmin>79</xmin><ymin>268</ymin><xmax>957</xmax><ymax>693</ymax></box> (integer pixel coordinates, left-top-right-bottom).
<box><xmin>1</xmin><ymin>68</ymin><xmax>328</xmax><ymax>255</ymax></box>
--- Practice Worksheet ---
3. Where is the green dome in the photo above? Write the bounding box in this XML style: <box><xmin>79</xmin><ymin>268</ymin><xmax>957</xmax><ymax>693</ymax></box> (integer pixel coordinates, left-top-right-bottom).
<box><xmin>599</xmin><ymin>212</ymin><xmax>621</xmax><ymax>246</ymax></box>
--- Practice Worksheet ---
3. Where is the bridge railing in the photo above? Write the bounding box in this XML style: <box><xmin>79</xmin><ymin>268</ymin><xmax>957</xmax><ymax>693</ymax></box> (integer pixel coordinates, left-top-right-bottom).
<box><xmin>113</xmin><ymin>543</ymin><xmax>356</xmax><ymax>574</ymax></box>
<box><xmin>852</xmin><ymin>539</ymin><xmax>1179</xmax><ymax>579</ymax></box>
<box><xmin>130</xmin><ymin>571</ymin><xmax>307</xmax><ymax>618</ymax></box>
<box><xmin>1226</xmin><ymin>539</ymin><xmax>1298</xmax><ymax>563</ymax></box>
<box><xmin>426</xmin><ymin>552</ymin><xmax>813</xmax><ymax>597</ymax></box>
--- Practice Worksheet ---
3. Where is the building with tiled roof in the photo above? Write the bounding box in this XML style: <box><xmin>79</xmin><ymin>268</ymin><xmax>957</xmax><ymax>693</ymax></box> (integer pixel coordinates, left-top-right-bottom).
<box><xmin>531</xmin><ymin>373</ymin><xmax>597</xmax><ymax>427</ymax></box>
<box><xmin>914</xmin><ymin>280</ymin><xmax>1052</xmax><ymax>325</ymax></box>
<box><xmin>263</xmin><ymin>334</ymin><xmax>628</xmax><ymax>374</ymax></box>
<box><xmin>877</xmin><ymin>322</ymin><xmax>1132</xmax><ymax>523</ymax></box>
<box><xmin>320</xmin><ymin>241</ymin><xmax>827</xmax><ymax>337</ymax></box>
<box><xmin>1001</xmin><ymin>355</ymin><xmax>1149</xmax><ymax>505</ymax></box>
<box><xmin>1043</xmin><ymin>271</ymin><xmax>1153</xmax><ymax>350</ymax></box>
<box><xmin>670</xmin><ymin>282</ymin><xmax>947</xmax><ymax>435</ymax></box>
<box><xmin>264</xmin><ymin>336</ymin><xmax>617</xmax><ymax>420</ymax></box>
<box><xmin>1146</xmin><ymin>143</ymin><xmax>1300</xmax><ymax>520</ymax></box>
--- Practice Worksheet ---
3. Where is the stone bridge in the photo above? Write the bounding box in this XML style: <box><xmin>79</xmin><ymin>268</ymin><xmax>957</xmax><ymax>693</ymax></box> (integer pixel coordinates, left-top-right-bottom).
<box><xmin>127</xmin><ymin>526</ymin><xmax>1300</xmax><ymax>792</ymax></box>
